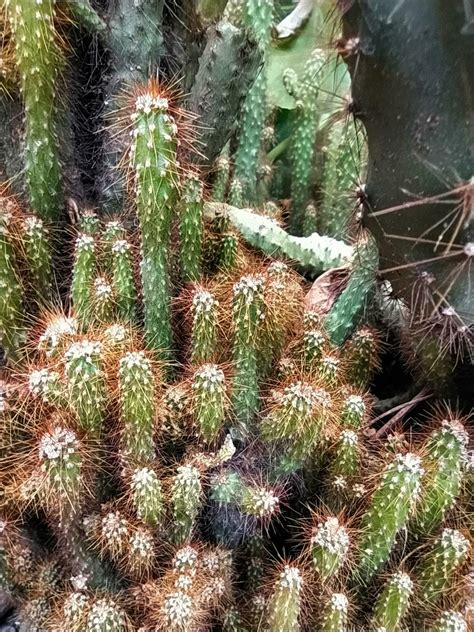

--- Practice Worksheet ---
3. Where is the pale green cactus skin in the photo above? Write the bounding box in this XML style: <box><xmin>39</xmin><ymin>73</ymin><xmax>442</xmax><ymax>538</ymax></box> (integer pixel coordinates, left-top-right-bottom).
<box><xmin>0</xmin><ymin>210</ymin><xmax>24</xmax><ymax>357</ymax></box>
<box><xmin>344</xmin><ymin>326</ymin><xmax>379</xmax><ymax>389</ymax></box>
<box><xmin>331</xmin><ymin>429</ymin><xmax>360</xmax><ymax>481</ymax></box>
<box><xmin>22</xmin><ymin>215</ymin><xmax>52</xmax><ymax>300</ymax></box>
<box><xmin>68</xmin><ymin>0</ymin><xmax>107</xmax><ymax>34</ymax></box>
<box><xmin>102</xmin><ymin>221</ymin><xmax>127</xmax><ymax>265</ymax></box>
<box><xmin>190</xmin><ymin>289</ymin><xmax>218</xmax><ymax>364</ymax></box>
<box><xmin>118</xmin><ymin>351</ymin><xmax>156</xmax><ymax>465</ymax></box>
<box><xmin>218</xmin><ymin>231</ymin><xmax>239</xmax><ymax>272</ymax></box>
<box><xmin>86</xmin><ymin>598</ymin><xmax>128</xmax><ymax>632</ymax></box>
<box><xmin>129</xmin><ymin>92</ymin><xmax>178</xmax><ymax>359</ymax></box>
<box><xmin>211</xmin><ymin>152</ymin><xmax>230</xmax><ymax>202</ymax></box>
<box><xmin>372</xmin><ymin>571</ymin><xmax>414</xmax><ymax>632</ymax></box>
<box><xmin>6</xmin><ymin>0</ymin><xmax>63</xmax><ymax>222</ymax></box>
<box><xmin>79</xmin><ymin>211</ymin><xmax>101</xmax><ymax>236</ymax></box>
<box><xmin>416</xmin><ymin>528</ymin><xmax>470</xmax><ymax>607</ymax></box>
<box><xmin>240</xmin><ymin>483</ymin><xmax>279</xmax><ymax>519</ymax></box>
<box><xmin>355</xmin><ymin>453</ymin><xmax>424</xmax><ymax>583</ymax></box>
<box><xmin>320</xmin><ymin>592</ymin><xmax>349</xmax><ymax>632</ymax></box>
<box><xmin>303</xmin><ymin>328</ymin><xmax>326</xmax><ymax>369</ymax></box>
<box><xmin>310</xmin><ymin>517</ymin><xmax>350</xmax><ymax>582</ymax></box>
<box><xmin>192</xmin><ymin>363</ymin><xmax>227</xmax><ymax>443</ymax></box>
<box><xmin>180</xmin><ymin>174</ymin><xmax>204</xmax><ymax>283</ymax></box>
<box><xmin>171</xmin><ymin>464</ymin><xmax>202</xmax><ymax>544</ymax></box>
<box><xmin>428</xmin><ymin>611</ymin><xmax>468</xmax><ymax>632</ymax></box>
<box><xmin>339</xmin><ymin>394</ymin><xmax>366</xmax><ymax>429</ymax></box>
<box><xmin>64</xmin><ymin>340</ymin><xmax>106</xmax><ymax>435</ymax></box>
<box><xmin>91</xmin><ymin>276</ymin><xmax>115</xmax><ymax>324</ymax></box>
<box><xmin>111</xmin><ymin>239</ymin><xmax>137</xmax><ymax>322</ymax></box>
<box><xmin>266</xmin><ymin>565</ymin><xmax>302</xmax><ymax>632</ymax></box>
<box><xmin>29</xmin><ymin>368</ymin><xmax>66</xmax><ymax>407</ymax></box>
<box><xmin>71</xmin><ymin>234</ymin><xmax>96</xmax><ymax>327</ymax></box>
<box><xmin>130</xmin><ymin>466</ymin><xmax>164</xmax><ymax>528</ymax></box>
<box><xmin>210</xmin><ymin>470</ymin><xmax>243</xmax><ymax>505</ymax></box>
<box><xmin>229</xmin><ymin>178</ymin><xmax>244</xmax><ymax>207</ymax></box>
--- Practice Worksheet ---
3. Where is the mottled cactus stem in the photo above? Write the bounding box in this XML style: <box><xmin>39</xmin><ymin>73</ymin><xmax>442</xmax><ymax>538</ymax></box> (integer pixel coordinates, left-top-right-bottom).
<box><xmin>22</xmin><ymin>215</ymin><xmax>52</xmax><ymax>300</ymax></box>
<box><xmin>86</xmin><ymin>597</ymin><xmax>129</xmax><ymax>632</ymax></box>
<box><xmin>180</xmin><ymin>173</ymin><xmax>203</xmax><ymax>283</ymax></box>
<box><xmin>129</xmin><ymin>89</ymin><xmax>178</xmax><ymax>359</ymax></box>
<box><xmin>190</xmin><ymin>288</ymin><xmax>219</xmax><ymax>363</ymax></box>
<box><xmin>372</xmin><ymin>571</ymin><xmax>413</xmax><ymax>632</ymax></box>
<box><xmin>6</xmin><ymin>0</ymin><xmax>63</xmax><ymax>221</ymax></box>
<box><xmin>266</xmin><ymin>565</ymin><xmax>302</xmax><ymax>632</ymax></box>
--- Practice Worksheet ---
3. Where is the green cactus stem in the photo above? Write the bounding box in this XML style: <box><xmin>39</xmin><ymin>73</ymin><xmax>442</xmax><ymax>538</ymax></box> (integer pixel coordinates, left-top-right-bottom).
<box><xmin>86</xmin><ymin>597</ymin><xmax>128</xmax><ymax>632</ymax></box>
<box><xmin>180</xmin><ymin>174</ymin><xmax>204</xmax><ymax>283</ymax></box>
<box><xmin>68</xmin><ymin>0</ymin><xmax>107</xmax><ymax>35</ymax></box>
<box><xmin>330</xmin><ymin>429</ymin><xmax>360</xmax><ymax>482</ymax></box>
<box><xmin>64</xmin><ymin>340</ymin><xmax>106</xmax><ymax>435</ymax></box>
<box><xmin>344</xmin><ymin>326</ymin><xmax>380</xmax><ymax>389</ymax></box>
<box><xmin>38</xmin><ymin>314</ymin><xmax>78</xmax><ymax>357</ymax></box>
<box><xmin>416</xmin><ymin>528</ymin><xmax>470</xmax><ymax>607</ymax></box>
<box><xmin>130</xmin><ymin>466</ymin><xmax>164</xmax><ymax>528</ymax></box>
<box><xmin>118</xmin><ymin>351</ymin><xmax>156</xmax><ymax>465</ymax></box>
<box><xmin>210</xmin><ymin>470</ymin><xmax>243</xmax><ymax>505</ymax></box>
<box><xmin>129</xmin><ymin>89</ymin><xmax>178</xmax><ymax>359</ymax></box>
<box><xmin>355</xmin><ymin>453</ymin><xmax>424</xmax><ymax>584</ymax></box>
<box><xmin>78</xmin><ymin>210</ymin><xmax>101</xmax><ymax>236</ymax></box>
<box><xmin>204</xmin><ymin>202</ymin><xmax>353</xmax><ymax>274</ymax></box>
<box><xmin>218</xmin><ymin>231</ymin><xmax>239</xmax><ymax>272</ymax></box>
<box><xmin>310</xmin><ymin>516</ymin><xmax>350</xmax><ymax>582</ymax></box>
<box><xmin>324</xmin><ymin>233</ymin><xmax>379</xmax><ymax>346</ymax></box>
<box><xmin>6</xmin><ymin>0</ymin><xmax>63</xmax><ymax>222</ymax></box>
<box><xmin>111</xmin><ymin>239</ymin><xmax>137</xmax><ymax>322</ymax></box>
<box><xmin>428</xmin><ymin>611</ymin><xmax>468</xmax><ymax>632</ymax></box>
<box><xmin>412</xmin><ymin>419</ymin><xmax>468</xmax><ymax>538</ymax></box>
<box><xmin>320</xmin><ymin>592</ymin><xmax>349</xmax><ymax>632</ymax></box>
<box><xmin>231</xmin><ymin>274</ymin><xmax>266</xmax><ymax>437</ymax></box>
<box><xmin>192</xmin><ymin>364</ymin><xmax>227</xmax><ymax>444</ymax></box>
<box><xmin>102</xmin><ymin>220</ymin><xmax>126</xmax><ymax>261</ymax></box>
<box><xmin>211</xmin><ymin>151</ymin><xmax>230</xmax><ymax>202</ymax></box>
<box><xmin>29</xmin><ymin>368</ymin><xmax>66</xmax><ymax>408</ymax></box>
<box><xmin>266</xmin><ymin>565</ymin><xmax>302</xmax><ymax>632</ymax></box>
<box><xmin>21</xmin><ymin>215</ymin><xmax>52</xmax><ymax>300</ymax></box>
<box><xmin>303</xmin><ymin>328</ymin><xmax>326</xmax><ymax>370</ymax></box>
<box><xmin>339</xmin><ymin>394</ymin><xmax>366</xmax><ymax>429</ymax></box>
<box><xmin>91</xmin><ymin>277</ymin><xmax>115</xmax><ymax>324</ymax></box>
<box><xmin>71</xmin><ymin>234</ymin><xmax>96</xmax><ymax>327</ymax></box>
<box><xmin>240</xmin><ymin>483</ymin><xmax>279</xmax><ymax>520</ymax></box>
<box><xmin>372</xmin><ymin>571</ymin><xmax>414</xmax><ymax>632</ymax></box>
<box><xmin>190</xmin><ymin>288</ymin><xmax>219</xmax><ymax>364</ymax></box>
<box><xmin>229</xmin><ymin>178</ymin><xmax>244</xmax><ymax>207</ymax></box>
<box><xmin>171</xmin><ymin>464</ymin><xmax>202</xmax><ymax>544</ymax></box>
<box><xmin>0</xmin><ymin>209</ymin><xmax>24</xmax><ymax>357</ymax></box>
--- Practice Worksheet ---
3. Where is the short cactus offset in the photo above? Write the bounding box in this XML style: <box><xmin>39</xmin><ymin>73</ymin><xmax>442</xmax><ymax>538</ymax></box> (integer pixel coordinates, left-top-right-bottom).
<box><xmin>180</xmin><ymin>173</ymin><xmax>204</xmax><ymax>283</ymax></box>
<box><xmin>211</xmin><ymin>151</ymin><xmax>230</xmax><ymax>202</ymax></box>
<box><xmin>21</xmin><ymin>215</ymin><xmax>52</xmax><ymax>300</ymax></box>
<box><xmin>91</xmin><ymin>276</ymin><xmax>115</xmax><ymax>324</ymax></box>
<box><xmin>344</xmin><ymin>326</ymin><xmax>380</xmax><ymax>389</ymax></box>
<box><xmin>372</xmin><ymin>571</ymin><xmax>414</xmax><ymax>632</ymax></box>
<box><xmin>310</xmin><ymin>516</ymin><xmax>350</xmax><ymax>582</ymax></box>
<box><xmin>190</xmin><ymin>288</ymin><xmax>219</xmax><ymax>364</ymax></box>
<box><xmin>266</xmin><ymin>565</ymin><xmax>302</xmax><ymax>632</ymax></box>
<box><xmin>0</xmin><ymin>208</ymin><xmax>24</xmax><ymax>357</ymax></box>
<box><xmin>111</xmin><ymin>238</ymin><xmax>137</xmax><ymax>322</ymax></box>
<box><xmin>320</xmin><ymin>592</ymin><xmax>349</xmax><ymax>632</ymax></box>
<box><xmin>355</xmin><ymin>453</ymin><xmax>424</xmax><ymax>583</ymax></box>
<box><xmin>71</xmin><ymin>234</ymin><xmax>96</xmax><ymax>327</ymax></box>
<box><xmin>192</xmin><ymin>363</ymin><xmax>227</xmax><ymax>443</ymax></box>
<box><xmin>130</xmin><ymin>466</ymin><xmax>164</xmax><ymax>527</ymax></box>
<box><xmin>86</xmin><ymin>597</ymin><xmax>129</xmax><ymax>632</ymax></box>
<box><xmin>428</xmin><ymin>611</ymin><xmax>468</xmax><ymax>632</ymax></box>
<box><xmin>171</xmin><ymin>464</ymin><xmax>202</xmax><ymax>544</ymax></box>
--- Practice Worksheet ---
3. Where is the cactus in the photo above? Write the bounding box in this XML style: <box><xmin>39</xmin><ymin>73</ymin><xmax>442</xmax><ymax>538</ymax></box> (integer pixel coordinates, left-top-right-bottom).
<box><xmin>86</xmin><ymin>597</ymin><xmax>128</xmax><ymax>632</ymax></box>
<box><xmin>190</xmin><ymin>288</ymin><xmax>219</xmax><ymax>363</ymax></box>
<box><xmin>130</xmin><ymin>466</ymin><xmax>164</xmax><ymax>527</ymax></box>
<box><xmin>429</xmin><ymin>611</ymin><xmax>468</xmax><ymax>632</ymax></box>
<box><xmin>192</xmin><ymin>363</ymin><xmax>227</xmax><ymax>443</ymax></box>
<box><xmin>180</xmin><ymin>173</ymin><xmax>204</xmax><ymax>283</ymax></box>
<box><xmin>310</xmin><ymin>516</ymin><xmax>350</xmax><ymax>582</ymax></box>
<box><xmin>111</xmin><ymin>239</ymin><xmax>137</xmax><ymax>322</ymax></box>
<box><xmin>171</xmin><ymin>464</ymin><xmax>202</xmax><ymax>544</ymax></box>
<box><xmin>266</xmin><ymin>565</ymin><xmax>302</xmax><ymax>632</ymax></box>
<box><xmin>0</xmin><ymin>208</ymin><xmax>24</xmax><ymax>357</ymax></box>
<box><xmin>91</xmin><ymin>276</ymin><xmax>115</xmax><ymax>324</ymax></box>
<box><xmin>212</xmin><ymin>151</ymin><xmax>230</xmax><ymax>202</ymax></box>
<box><xmin>344</xmin><ymin>326</ymin><xmax>380</xmax><ymax>389</ymax></box>
<box><xmin>320</xmin><ymin>592</ymin><xmax>349</xmax><ymax>632</ymax></box>
<box><xmin>21</xmin><ymin>215</ymin><xmax>52</xmax><ymax>300</ymax></box>
<box><xmin>71</xmin><ymin>234</ymin><xmax>96</xmax><ymax>327</ymax></box>
<box><xmin>6</xmin><ymin>0</ymin><xmax>63</xmax><ymax>221</ymax></box>
<box><xmin>372</xmin><ymin>571</ymin><xmax>414</xmax><ymax>632</ymax></box>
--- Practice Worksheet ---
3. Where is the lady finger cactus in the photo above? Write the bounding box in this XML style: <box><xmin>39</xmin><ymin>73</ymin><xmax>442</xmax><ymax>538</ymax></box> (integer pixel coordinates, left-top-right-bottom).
<box><xmin>310</xmin><ymin>517</ymin><xmax>350</xmax><ymax>582</ymax></box>
<box><xmin>91</xmin><ymin>277</ymin><xmax>115</xmax><ymax>324</ymax></box>
<box><xmin>111</xmin><ymin>239</ymin><xmax>137</xmax><ymax>322</ymax></box>
<box><xmin>372</xmin><ymin>571</ymin><xmax>414</xmax><ymax>632</ymax></box>
<box><xmin>180</xmin><ymin>173</ymin><xmax>203</xmax><ymax>283</ymax></box>
<box><xmin>211</xmin><ymin>151</ymin><xmax>230</xmax><ymax>202</ymax></box>
<box><xmin>344</xmin><ymin>326</ymin><xmax>380</xmax><ymax>389</ymax></box>
<box><xmin>266</xmin><ymin>565</ymin><xmax>302</xmax><ymax>632</ymax></box>
<box><xmin>192</xmin><ymin>364</ymin><xmax>227</xmax><ymax>444</ymax></box>
<box><xmin>130</xmin><ymin>466</ymin><xmax>165</xmax><ymax>527</ymax></box>
<box><xmin>320</xmin><ymin>592</ymin><xmax>349</xmax><ymax>632</ymax></box>
<box><xmin>428</xmin><ymin>611</ymin><xmax>468</xmax><ymax>632</ymax></box>
<box><xmin>0</xmin><ymin>209</ymin><xmax>24</xmax><ymax>357</ymax></box>
<box><xmin>171</xmin><ymin>464</ymin><xmax>202</xmax><ymax>544</ymax></box>
<box><xmin>86</xmin><ymin>598</ymin><xmax>128</xmax><ymax>632</ymax></box>
<box><xmin>330</xmin><ymin>430</ymin><xmax>361</xmax><ymax>484</ymax></box>
<box><xmin>339</xmin><ymin>394</ymin><xmax>366</xmax><ymax>429</ymax></box>
<box><xmin>29</xmin><ymin>368</ymin><xmax>66</xmax><ymax>408</ymax></box>
<box><xmin>71</xmin><ymin>234</ymin><xmax>96</xmax><ymax>327</ymax></box>
<box><xmin>354</xmin><ymin>453</ymin><xmax>424</xmax><ymax>584</ymax></box>
<box><xmin>21</xmin><ymin>215</ymin><xmax>52</xmax><ymax>300</ymax></box>
<box><xmin>190</xmin><ymin>289</ymin><xmax>218</xmax><ymax>364</ymax></box>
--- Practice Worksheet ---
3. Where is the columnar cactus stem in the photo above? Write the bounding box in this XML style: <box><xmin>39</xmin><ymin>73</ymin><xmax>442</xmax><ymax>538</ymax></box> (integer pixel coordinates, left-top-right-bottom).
<box><xmin>339</xmin><ymin>394</ymin><xmax>366</xmax><ymax>429</ymax></box>
<box><xmin>190</xmin><ymin>289</ymin><xmax>218</xmax><ymax>364</ymax></box>
<box><xmin>320</xmin><ymin>592</ymin><xmax>349</xmax><ymax>632</ymax></box>
<box><xmin>0</xmin><ymin>209</ymin><xmax>24</xmax><ymax>357</ymax></box>
<box><xmin>171</xmin><ymin>464</ymin><xmax>202</xmax><ymax>544</ymax></box>
<box><xmin>64</xmin><ymin>341</ymin><xmax>106</xmax><ymax>435</ymax></box>
<box><xmin>79</xmin><ymin>210</ymin><xmax>100</xmax><ymax>236</ymax></box>
<box><xmin>130</xmin><ymin>466</ymin><xmax>164</xmax><ymax>528</ymax></box>
<box><xmin>118</xmin><ymin>351</ymin><xmax>156</xmax><ymax>465</ymax></box>
<box><xmin>180</xmin><ymin>173</ymin><xmax>203</xmax><ymax>283</ymax></box>
<box><xmin>232</xmin><ymin>274</ymin><xmax>266</xmax><ymax>437</ymax></box>
<box><xmin>129</xmin><ymin>88</ymin><xmax>178</xmax><ymax>359</ymax></box>
<box><xmin>372</xmin><ymin>571</ymin><xmax>414</xmax><ymax>632</ymax></box>
<box><xmin>428</xmin><ymin>611</ymin><xmax>468</xmax><ymax>632</ymax></box>
<box><xmin>192</xmin><ymin>364</ymin><xmax>227</xmax><ymax>443</ymax></box>
<box><xmin>330</xmin><ymin>430</ymin><xmax>360</xmax><ymax>482</ymax></box>
<box><xmin>266</xmin><ymin>565</ymin><xmax>302</xmax><ymax>632</ymax></box>
<box><xmin>229</xmin><ymin>177</ymin><xmax>244</xmax><ymax>207</ymax></box>
<box><xmin>344</xmin><ymin>326</ymin><xmax>380</xmax><ymax>389</ymax></box>
<box><xmin>111</xmin><ymin>239</ymin><xmax>137</xmax><ymax>322</ymax></box>
<box><xmin>86</xmin><ymin>597</ymin><xmax>128</xmax><ymax>632</ymax></box>
<box><xmin>310</xmin><ymin>517</ymin><xmax>350</xmax><ymax>582</ymax></box>
<box><xmin>355</xmin><ymin>453</ymin><xmax>424</xmax><ymax>583</ymax></box>
<box><xmin>416</xmin><ymin>528</ymin><xmax>470</xmax><ymax>607</ymax></box>
<box><xmin>240</xmin><ymin>483</ymin><xmax>279</xmax><ymax>520</ymax></box>
<box><xmin>211</xmin><ymin>152</ymin><xmax>230</xmax><ymax>202</ymax></box>
<box><xmin>91</xmin><ymin>277</ymin><xmax>115</xmax><ymax>324</ymax></box>
<box><xmin>29</xmin><ymin>368</ymin><xmax>66</xmax><ymax>407</ymax></box>
<box><xmin>303</xmin><ymin>328</ymin><xmax>326</xmax><ymax>369</ymax></box>
<box><xmin>22</xmin><ymin>215</ymin><xmax>52</xmax><ymax>300</ymax></box>
<box><xmin>71</xmin><ymin>234</ymin><xmax>96</xmax><ymax>327</ymax></box>
<box><xmin>6</xmin><ymin>0</ymin><xmax>63</xmax><ymax>222</ymax></box>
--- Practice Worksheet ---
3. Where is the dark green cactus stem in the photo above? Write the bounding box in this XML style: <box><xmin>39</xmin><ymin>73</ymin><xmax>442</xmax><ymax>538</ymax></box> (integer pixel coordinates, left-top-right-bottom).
<box><xmin>330</xmin><ymin>429</ymin><xmax>360</xmax><ymax>482</ymax></box>
<box><xmin>231</xmin><ymin>274</ymin><xmax>266</xmax><ymax>438</ymax></box>
<box><xmin>0</xmin><ymin>210</ymin><xmax>24</xmax><ymax>357</ymax></box>
<box><xmin>102</xmin><ymin>220</ymin><xmax>126</xmax><ymax>260</ymax></box>
<box><xmin>266</xmin><ymin>565</ymin><xmax>302</xmax><ymax>632</ymax></box>
<box><xmin>130</xmin><ymin>466</ymin><xmax>164</xmax><ymax>527</ymax></box>
<box><xmin>129</xmin><ymin>90</ymin><xmax>177</xmax><ymax>359</ymax></box>
<box><xmin>372</xmin><ymin>571</ymin><xmax>414</xmax><ymax>632</ymax></box>
<box><xmin>320</xmin><ymin>592</ymin><xmax>349</xmax><ymax>632</ymax></box>
<box><xmin>6</xmin><ymin>0</ymin><xmax>63</xmax><ymax>222</ymax></box>
<box><xmin>411</xmin><ymin>419</ymin><xmax>468</xmax><ymax>538</ymax></box>
<box><xmin>111</xmin><ymin>239</ymin><xmax>137</xmax><ymax>322</ymax></box>
<box><xmin>345</xmin><ymin>326</ymin><xmax>379</xmax><ymax>389</ymax></box>
<box><xmin>192</xmin><ymin>364</ymin><xmax>226</xmax><ymax>443</ymax></box>
<box><xmin>22</xmin><ymin>216</ymin><xmax>52</xmax><ymax>300</ymax></box>
<box><xmin>118</xmin><ymin>351</ymin><xmax>156</xmax><ymax>465</ymax></box>
<box><xmin>416</xmin><ymin>528</ymin><xmax>470</xmax><ymax>607</ymax></box>
<box><xmin>171</xmin><ymin>464</ymin><xmax>202</xmax><ymax>544</ymax></box>
<box><xmin>324</xmin><ymin>233</ymin><xmax>379</xmax><ymax>345</ymax></box>
<box><xmin>218</xmin><ymin>231</ymin><xmax>239</xmax><ymax>272</ymax></box>
<box><xmin>310</xmin><ymin>516</ymin><xmax>350</xmax><ymax>582</ymax></box>
<box><xmin>180</xmin><ymin>174</ymin><xmax>204</xmax><ymax>283</ymax></box>
<box><xmin>68</xmin><ymin>0</ymin><xmax>107</xmax><ymax>34</ymax></box>
<box><xmin>319</xmin><ymin>117</ymin><xmax>365</xmax><ymax>239</ymax></box>
<box><xmin>428</xmin><ymin>611</ymin><xmax>468</xmax><ymax>632</ymax></box>
<box><xmin>190</xmin><ymin>289</ymin><xmax>218</xmax><ymax>363</ymax></box>
<box><xmin>71</xmin><ymin>233</ymin><xmax>96</xmax><ymax>327</ymax></box>
<box><xmin>354</xmin><ymin>453</ymin><xmax>424</xmax><ymax>584</ymax></box>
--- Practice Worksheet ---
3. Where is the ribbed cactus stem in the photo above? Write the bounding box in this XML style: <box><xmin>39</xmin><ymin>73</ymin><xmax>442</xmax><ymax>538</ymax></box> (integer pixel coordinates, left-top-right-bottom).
<box><xmin>218</xmin><ymin>232</ymin><xmax>239</xmax><ymax>272</ymax></box>
<box><xmin>171</xmin><ymin>464</ymin><xmax>202</xmax><ymax>544</ymax></box>
<box><xmin>79</xmin><ymin>210</ymin><xmax>100</xmax><ymax>235</ymax></box>
<box><xmin>412</xmin><ymin>419</ymin><xmax>468</xmax><ymax>538</ymax></box>
<box><xmin>232</xmin><ymin>274</ymin><xmax>266</xmax><ymax>437</ymax></box>
<box><xmin>190</xmin><ymin>289</ymin><xmax>218</xmax><ymax>363</ymax></box>
<box><xmin>130</xmin><ymin>467</ymin><xmax>164</xmax><ymax>527</ymax></box>
<box><xmin>71</xmin><ymin>234</ymin><xmax>96</xmax><ymax>327</ymax></box>
<box><xmin>240</xmin><ymin>483</ymin><xmax>279</xmax><ymax>519</ymax></box>
<box><xmin>29</xmin><ymin>368</ymin><xmax>66</xmax><ymax>407</ymax></box>
<box><xmin>22</xmin><ymin>215</ymin><xmax>52</xmax><ymax>299</ymax></box>
<box><xmin>331</xmin><ymin>430</ymin><xmax>360</xmax><ymax>481</ymax></box>
<box><xmin>118</xmin><ymin>351</ymin><xmax>156</xmax><ymax>465</ymax></box>
<box><xmin>180</xmin><ymin>174</ymin><xmax>203</xmax><ymax>283</ymax></box>
<box><xmin>86</xmin><ymin>598</ymin><xmax>128</xmax><ymax>632</ymax></box>
<box><xmin>0</xmin><ymin>210</ymin><xmax>24</xmax><ymax>357</ymax></box>
<box><xmin>6</xmin><ymin>0</ymin><xmax>63</xmax><ymax>221</ymax></box>
<box><xmin>91</xmin><ymin>276</ymin><xmax>115</xmax><ymax>324</ymax></box>
<box><xmin>229</xmin><ymin>178</ymin><xmax>244</xmax><ymax>207</ymax></box>
<box><xmin>64</xmin><ymin>341</ymin><xmax>106</xmax><ymax>435</ymax></box>
<box><xmin>372</xmin><ymin>571</ymin><xmax>414</xmax><ymax>632</ymax></box>
<box><xmin>303</xmin><ymin>329</ymin><xmax>326</xmax><ymax>369</ymax></box>
<box><xmin>416</xmin><ymin>528</ymin><xmax>470</xmax><ymax>607</ymax></box>
<box><xmin>355</xmin><ymin>453</ymin><xmax>424</xmax><ymax>583</ymax></box>
<box><xmin>339</xmin><ymin>394</ymin><xmax>366</xmax><ymax>429</ymax></box>
<box><xmin>38</xmin><ymin>314</ymin><xmax>78</xmax><ymax>357</ymax></box>
<box><xmin>428</xmin><ymin>611</ymin><xmax>468</xmax><ymax>632</ymax></box>
<box><xmin>318</xmin><ymin>354</ymin><xmax>341</xmax><ymax>387</ymax></box>
<box><xmin>129</xmin><ymin>90</ymin><xmax>178</xmax><ymax>358</ymax></box>
<box><xmin>266</xmin><ymin>565</ymin><xmax>302</xmax><ymax>632</ymax></box>
<box><xmin>111</xmin><ymin>239</ymin><xmax>137</xmax><ymax>322</ymax></box>
<box><xmin>310</xmin><ymin>517</ymin><xmax>350</xmax><ymax>582</ymax></box>
<box><xmin>192</xmin><ymin>364</ymin><xmax>227</xmax><ymax>443</ymax></box>
<box><xmin>345</xmin><ymin>326</ymin><xmax>380</xmax><ymax>389</ymax></box>
<box><xmin>320</xmin><ymin>592</ymin><xmax>349</xmax><ymax>632</ymax></box>
<box><xmin>102</xmin><ymin>220</ymin><xmax>126</xmax><ymax>268</ymax></box>
<box><xmin>212</xmin><ymin>153</ymin><xmax>230</xmax><ymax>202</ymax></box>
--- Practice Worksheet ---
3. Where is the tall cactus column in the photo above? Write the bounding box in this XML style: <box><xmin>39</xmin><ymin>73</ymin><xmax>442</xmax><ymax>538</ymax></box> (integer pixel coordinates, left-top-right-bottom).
<box><xmin>128</xmin><ymin>87</ymin><xmax>178</xmax><ymax>360</ymax></box>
